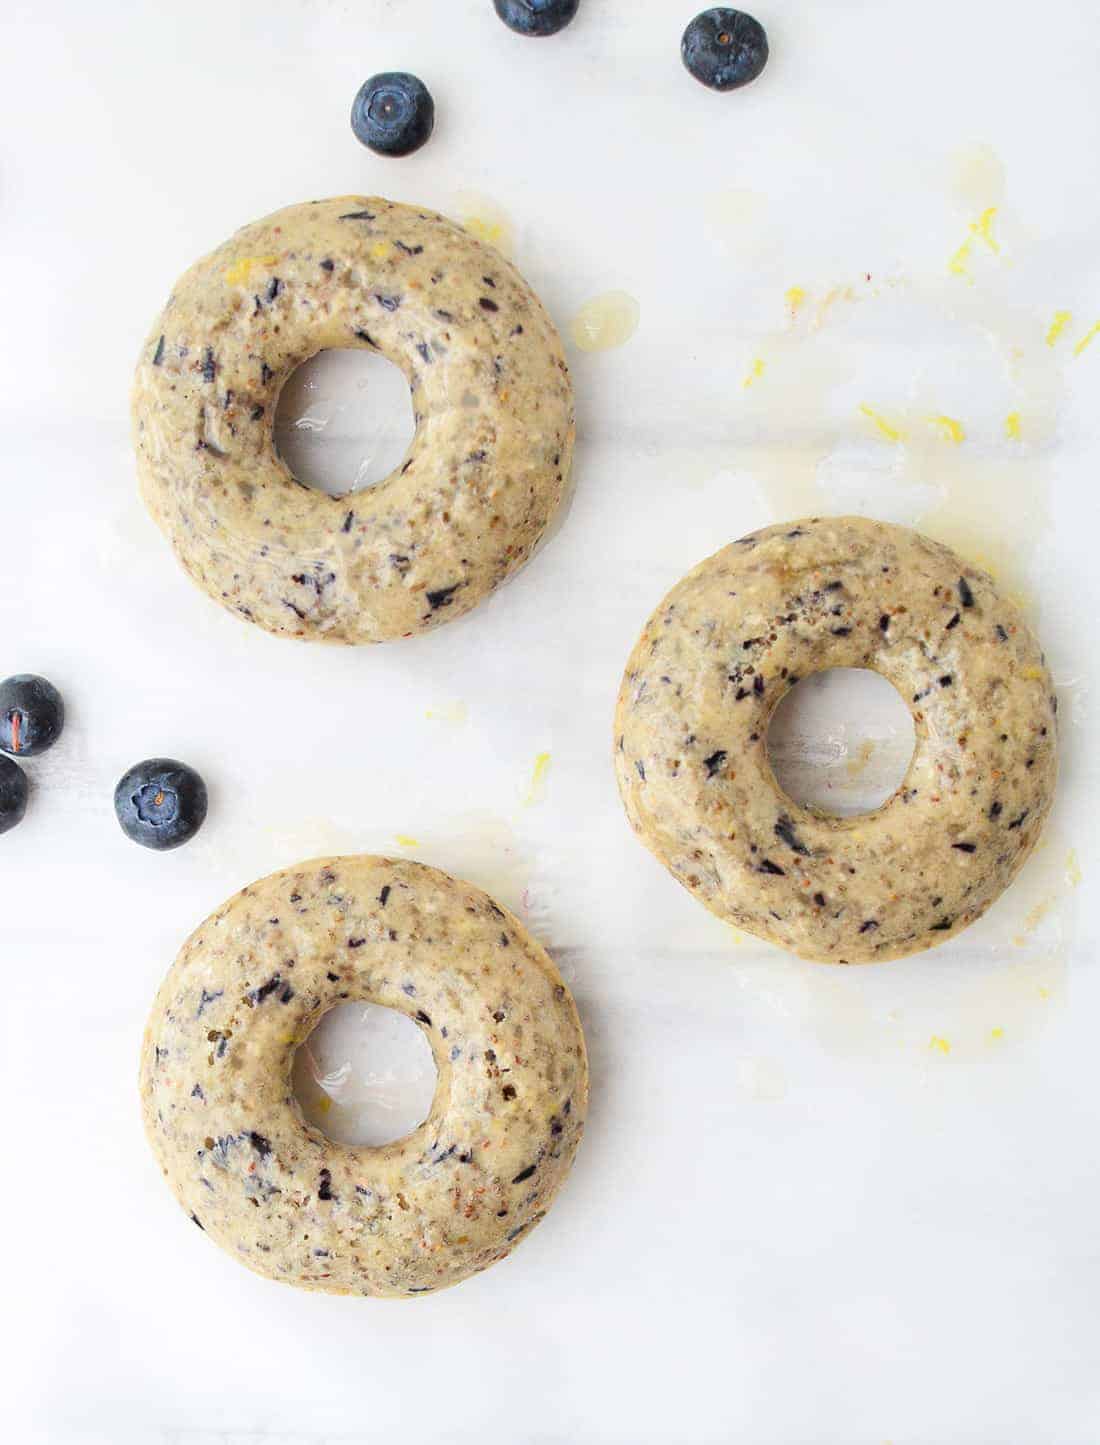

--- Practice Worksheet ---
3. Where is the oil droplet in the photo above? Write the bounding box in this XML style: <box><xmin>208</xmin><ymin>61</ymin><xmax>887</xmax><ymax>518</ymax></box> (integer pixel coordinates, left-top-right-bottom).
<box><xmin>1045</xmin><ymin>310</ymin><xmax>1072</xmax><ymax>347</ymax></box>
<box><xmin>1066</xmin><ymin>849</ymin><xmax>1082</xmax><ymax>888</ymax></box>
<box><xmin>948</xmin><ymin>143</ymin><xmax>1006</xmax><ymax>213</ymax></box>
<box><xmin>453</xmin><ymin>192</ymin><xmax>514</xmax><ymax>258</ymax></box>
<box><xmin>569</xmin><ymin>291</ymin><xmax>640</xmax><ymax>353</ymax></box>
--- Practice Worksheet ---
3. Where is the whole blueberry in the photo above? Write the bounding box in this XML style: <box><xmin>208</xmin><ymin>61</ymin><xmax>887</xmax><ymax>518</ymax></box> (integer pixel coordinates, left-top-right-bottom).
<box><xmin>682</xmin><ymin>8</ymin><xmax>768</xmax><ymax>91</ymax></box>
<box><xmin>350</xmin><ymin>72</ymin><xmax>435</xmax><ymax>157</ymax></box>
<box><xmin>114</xmin><ymin>758</ymin><xmax>208</xmax><ymax>851</ymax></box>
<box><xmin>0</xmin><ymin>674</ymin><xmax>65</xmax><ymax>758</ymax></box>
<box><xmin>0</xmin><ymin>756</ymin><xmax>28</xmax><ymax>835</ymax></box>
<box><xmin>493</xmin><ymin>0</ymin><xmax>579</xmax><ymax>36</ymax></box>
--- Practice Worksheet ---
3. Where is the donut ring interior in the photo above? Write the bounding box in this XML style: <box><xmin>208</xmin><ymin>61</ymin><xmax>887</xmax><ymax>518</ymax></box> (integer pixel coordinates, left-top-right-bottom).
<box><xmin>140</xmin><ymin>856</ymin><xmax>588</xmax><ymax>1296</ymax></box>
<box><xmin>614</xmin><ymin>516</ymin><xmax>1058</xmax><ymax>963</ymax></box>
<box><xmin>131</xmin><ymin>197</ymin><xmax>575</xmax><ymax>644</ymax></box>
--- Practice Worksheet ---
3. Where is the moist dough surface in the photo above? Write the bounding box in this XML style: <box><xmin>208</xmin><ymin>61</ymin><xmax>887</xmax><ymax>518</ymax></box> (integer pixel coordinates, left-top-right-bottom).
<box><xmin>614</xmin><ymin>516</ymin><xmax>1058</xmax><ymax>963</ymax></box>
<box><xmin>141</xmin><ymin>856</ymin><xmax>588</xmax><ymax>1296</ymax></box>
<box><xmin>131</xmin><ymin>197</ymin><xmax>574</xmax><ymax>644</ymax></box>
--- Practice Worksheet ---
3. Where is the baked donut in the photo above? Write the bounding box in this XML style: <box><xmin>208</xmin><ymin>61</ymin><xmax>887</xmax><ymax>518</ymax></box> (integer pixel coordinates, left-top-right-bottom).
<box><xmin>131</xmin><ymin>198</ymin><xmax>574</xmax><ymax>643</ymax></box>
<box><xmin>614</xmin><ymin>516</ymin><xmax>1057</xmax><ymax>964</ymax></box>
<box><xmin>140</xmin><ymin>856</ymin><xmax>588</xmax><ymax>1296</ymax></box>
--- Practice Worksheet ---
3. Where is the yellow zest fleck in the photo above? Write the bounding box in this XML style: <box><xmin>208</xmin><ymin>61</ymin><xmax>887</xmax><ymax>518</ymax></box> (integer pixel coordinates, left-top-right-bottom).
<box><xmin>785</xmin><ymin>285</ymin><xmax>807</xmax><ymax>317</ymax></box>
<box><xmin>1073</xmin><ymin>320</ymin><xmax>1100</xmax><ymax>357</ymax></box>
<box><xmin>1045</xmin><ymin>310</ymin><xmax>1072</xmax><ymax>347</ymax></box>
<box><xmin>464</xmin><ymin>216</ymin><xmax>505</xmax><ymax>247</ymax></box>
<box><xmin>524</xmin><ymin>752</ymin><xmax>552</xmax><ymax>806</ymax></box>
<box><xmin>1038</xmin><ymin>986</ymin><xmax>1051</xmax><ymax>1000</ymax></box>
<box><xmin>1004</xmin><ymin>411</ymin><xmax>1022</xmax><ymax>440</ymax></box>
<box><xmin>859</xmin><ymin>403</ymin><xmax>905</xmax><ymax>443</ymax></box>
<box><xmin>425</xmin><ymin>701</ymin><xmax>468</xmax><ymax>725</ymax></box>
<box><xmin>742</xmin><ymin>357</ymin><xmax>766</xmax><ymax>389</ymax></box>
<box><xmin>990</xmin><ymin>1027</ymin><xmax>1005</xmax><ymax>1041</ymax></box>
<box><xmin>371</xmin><ymin>240</ymin><xmax>392</xmax><ymax>261</ymax></box>
<box><xmin>948</xmin><ymin>237</ymin><xmax>973</xmax><ymax>278</ymax></box>
<box><xmin>1066</xmin><ymin>849</ymin><xmax>1082</xmax><ymax>888</ymax></box>
<box><xmin>224</xmin><ymin>254</ymin><xmax>278</xmax><ymax>287</ymax></box>
<box><xmin>317</xmin><ymin>1095</ymin><xmax>332</xmax><ymax>1114</ymax></box>
<box><xmin>929</xmin><ymin>1035</ymin><xmax>951</xmax><ymax>1055</ymax></box>
<box><xmin>928</xmin><ymin>414</ymin><xmax>966</xmax><ymax>444</ymax></box>
<box><xmin>971</xmin><ymin>207</ymin><xmax>1000</xmax><ymax>252</ymax></box>
<box><xmin>1021</xmin><ymin>666</ymin><xmax>1046</xmax><ymax>681</ymax></box>
<box><xmin>394</xmin><ymin>834</ymin><xmax>420</xmax><ymax>849</ymax></box>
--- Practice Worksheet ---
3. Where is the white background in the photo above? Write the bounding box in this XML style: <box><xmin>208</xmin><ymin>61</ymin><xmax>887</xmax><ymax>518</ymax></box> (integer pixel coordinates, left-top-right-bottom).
<box><xmin>3</xmin><ymin>2</ymin><xmax>1100</xmax><ymax>1441</ymax></box>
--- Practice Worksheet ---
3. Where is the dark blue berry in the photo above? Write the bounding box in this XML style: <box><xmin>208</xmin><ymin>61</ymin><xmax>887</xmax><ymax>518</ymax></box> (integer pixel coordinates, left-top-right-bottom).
<box><xmin>0</xmin><ymin>674</ymin><xmax>65</xmax><ymax>758</ymax></box>
<box><xmin>493</xmin><ymin>0</ymin><xmax>579</xmax><ymax>37</ymax></box>
<box><xmin>114</xmin><ymin>758</ymin><xmax>208</xmax><ymax>851</ymax></box>
<box><xmin>0</xmin><ymin>756</ymin><xmax>28</xmax><ymax>835</ymax></box>
<box><xmin>350</xmin><ymin>73</ymin><xmax>434</xmax><ymax>157</ymax></box>
<box><xmin>682</xmin><ymin>8</ymin><xmax>768</xmax><ymax>91</ymax></box>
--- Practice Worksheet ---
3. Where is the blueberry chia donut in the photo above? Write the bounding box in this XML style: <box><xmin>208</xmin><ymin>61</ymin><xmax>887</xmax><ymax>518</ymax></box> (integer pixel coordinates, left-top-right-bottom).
<box><xmin>140</xmin><ymin>857</ymin><xmax>588</xmax><ymax>1296</ymax></box>
<box><xmin>614</xmin><ymin>517</ymin><xmax>1058</xmax><ymax>964</ymax></box>
<box><xmin>131</xmin><ymin>197</ymin><xmax>574</xmax><ymax>643</ymax></box>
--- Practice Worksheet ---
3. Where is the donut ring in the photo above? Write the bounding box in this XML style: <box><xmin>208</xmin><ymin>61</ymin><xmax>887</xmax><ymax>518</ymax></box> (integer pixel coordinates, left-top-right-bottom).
<box><xmin>614</xmin><ymin>516</ymin><xmax>1058</xmax><ymax>964</ymax></box>
<box><xmin>131</xmin><ymin>197</ymin><xmax>574</xmax><ymax>644</ymax></box>
<box><xmin>140</xmin><ymin>856</ymin><xmax>588</xmax><ymax>1296</ymax></box>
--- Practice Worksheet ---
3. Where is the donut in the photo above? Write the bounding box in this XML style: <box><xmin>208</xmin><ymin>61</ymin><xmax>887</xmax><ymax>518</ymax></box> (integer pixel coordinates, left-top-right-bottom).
<box><xmin>131</xmin><ymin>197</ymin><xmax>574</xmax><ymax>644</ymax></box>
<box><xmin>614</xmin><ymin>516</ymin><xmax>1058</xmax><ymax>964</ymax></box>
<box><xmin>140</xmin><ymin>856</ymin><xmax>588</xmax><ymax>1296</ymax></box>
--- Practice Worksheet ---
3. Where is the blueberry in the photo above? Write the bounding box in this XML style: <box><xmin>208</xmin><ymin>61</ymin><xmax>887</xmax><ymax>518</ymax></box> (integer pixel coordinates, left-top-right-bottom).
<box><xmin>0</xmin><ymin>756</ymin><xmax>28</xmax><ymax>835</ymax></box>
<box><xmin>493</xmin><ymin>0</ymin><xmax>579</xmax><ymax>35</ymax></box>
<box><xmin>350</xmin><ymin>72</ymin><xmax>435</xmax><ymax>157</ymax></box>
<box><xmin>0</xmin><ymin>674</ymin><xmax>65</xmax><ymax>758</ymax></box>
<box><xmin>114</xmin><ymin>758</ymin><xmax>208</xmax><ymax>851</ymax></box>
<box><xmin>682</xmin><ymin>8</ymin><xmax>768</xmax><ymax>91</ymax></box>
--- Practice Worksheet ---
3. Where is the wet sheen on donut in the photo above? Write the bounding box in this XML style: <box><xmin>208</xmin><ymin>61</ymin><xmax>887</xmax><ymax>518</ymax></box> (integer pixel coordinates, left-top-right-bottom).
<box><xmin>131</xmin><ymin>197</ymin><xmax>574</xmax><ymax>643</ymax></box>
<box><xmin>614</xmin><ymin>517</ymin><xmax>1058</xmax><ymax>964</ymax></box>
<box><xmin>141</xmin><ymin>857</ymin><xmax>588</xmax><ymax>1296</ymax></box>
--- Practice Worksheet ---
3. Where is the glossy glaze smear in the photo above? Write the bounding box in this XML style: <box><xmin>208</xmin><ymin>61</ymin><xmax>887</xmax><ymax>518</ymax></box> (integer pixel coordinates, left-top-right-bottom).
<box><xmin>132</xmin><ymin>197</ymin><xmax>575</xmax><ymax>644</ymax></box>
<box><xmin>614</xmin><ymin>517</ymin><xmax>1057</xmax><ymax>964</ymax></box>
<box><xmin>141</xmin><ymin>856</ymin><xmax>588</xmax><ymax>1296</ymax></box>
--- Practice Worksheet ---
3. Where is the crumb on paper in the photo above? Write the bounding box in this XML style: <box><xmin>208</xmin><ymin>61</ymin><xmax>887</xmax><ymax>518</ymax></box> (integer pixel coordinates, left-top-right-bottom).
<box><xmin>425</xmin><ymin>701</ymin><xmax>468</xmax><ymax>726</ymax></box>
<box><xmin>929</xmin><ymin>1035</ymin><xmax>952</xmax><ymax>1055</ymax></box>
<box><xmin>948</xmin><ymin>207</ymin><xmax>1000</xmax><ymax>278</ymax></box>
<box><xmin>1066</xmin><ymin>849</ymin><xmax>1082</xmax><ymax>888</ymax></box>
<box><xmin>785</xmin><ymin>285</ymin><xmax>807</xmax><ymax>318</ymax></box>
<box><xmin>394</xmin><ymin>834</ymin><xmax>420</xmax><ymax>849</ymax></box>
<box><xmin>990</xmin><ymin>1027</ymin><xmax>1005</xmax><ymax>1041</ymax></box>
<box><xmin>859</xmin><ymin>403</ymin><xmax>905</xmax><ymax>442</ymax></box>
<box><xmin>1004</xmin><ymin>412</ymin><xmax>1022</xmax><ymax>440</ymax></box>
<box><xmin>1046</xmin><ymin>310</ymin><xmax>1072</xmax><ymax>347</ymax></box>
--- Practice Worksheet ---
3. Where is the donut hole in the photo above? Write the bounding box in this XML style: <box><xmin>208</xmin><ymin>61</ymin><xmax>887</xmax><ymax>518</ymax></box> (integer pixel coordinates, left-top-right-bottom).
<box><xmin>292</xmin><ymin>1002</ymin><xmax>437</xmax><ymax>1147</ymax></box>
<box><xmin>273</xmin><ymin>349</ymin><xmax>415</xmax><ymax>497</ymax></box>
<box><xmin>766</xmin><ymin>668</ymin><xmax>915</xmax><ymax>817</ymax></box>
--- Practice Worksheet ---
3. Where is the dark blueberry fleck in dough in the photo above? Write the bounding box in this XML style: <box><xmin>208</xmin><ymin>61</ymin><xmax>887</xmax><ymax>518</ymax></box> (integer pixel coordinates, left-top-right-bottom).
<box><xmin>1008</xmin><ymin>810</ymin><xmax>1030</xmax><ymax>829</ymax></box>
<box><xmin>403</xmin><ymin>982</ymin><xmax>417</xmax><ymax>996</ymax></box>
<box><xmin>493</xmin><ymin>0</ymin><xmax>579</xmax><ymax>37</ymax></box>
<box><xmin>251</xmin><ymin>975</ymin><xmax>282</xmax><ymax>1004</ymax></box>
<box><xmin>326</xmin><ymin>971</ymin><xmax>340</xmax><ymax>981</ymax></box>
<box><xmin>989</xmin><ymin>801</ymin><xmax>1003</xmax><ymax>819</ymax></box>
<box><xmin>318</xmin><ymin>1169</ymin><xmax>334</xmax><ymax>1201</ymax></box>
<box><xmin>859</xmin><ymin>920</ymin><xmax>879</xmax><ymax>933</ymax></box>
<box><xmin>479</xmin><ymin>297</ymin><xmax>500</xmax><ymax>312</ymax></box>
<box><xmin>249</xmin><ymin>1132</ymin><xmax>272</xmax><ymax>1157</ymax></box>
<box><xmin>775</xmin><ymin>816</ymin><xmax>810</xmax><ymax>855</ymax></box>
<box><xmin>190</xmin><ymin>1213</ymin><xmax>205</xmax><ymax>1230</ymax></box>
<box><xmin>879</xmin><ymin>615</ymin><xmax>890</xmax><ymax>631</ymax></box>
<box><xmin>350</xmin><ymin>73</ymin><xmax>435</xmax><ymax>158</ymax></box>
<box><xmin>995</xmin><ymin>624</ymin><xmax>1009</xmax><ymax>641</ymax></box>
<box><xmin>813</xmin><ymin>892</ymin><xmax>827</xmax><ymax>907</ymax></box>
<box><xmin>753</xmin><ymin>673</ymin><xmax>765</xmax><ymax>695</ymax></box>
<box><xmin>958</xmin><ymin>577</ymin><xmax>975</xmax><ymax>608</ymax></box>
<box><xmin>266</xmin><ymin>277</ymin><xmax>281</xmax><ymax>303</ymax></box>
<box><xmin>348</xmin><ymin>937</ymin><xmax>366</xmax><ymax>949</ymax></box>
<box><xmin>946</xmin><ymin>611</ymin><xmax>961</xmax><ymax>630</ymax></box>
<box><xmin>374</xmin><ymin>293</ymin><xmax>401</xmax><ymax>312</ymax></box>
<box><xmin>831</xmin><ymin>626</ymin><xmax>852</xmax><ymax>637</ymax></box>
<box><xmin>339</xmin><ymin>209</ymin><xmax>377</xmax><ymax>221</ymax></box>
<box><xmin>704</xmin><ymin>749</ymin><xmax>728</xmax><ymax>778</ymax></box>
<box><xmin>152</xmin><ymin>335</ymin><xmax>166</xmax><ymax>366</ymax></box>
<box><xmin>939</xmin><ymin>675</ymin><xmax>953</xmax><ymax>687</ymax></box>
<box><xmin>202</xmin><ymin>348</ymin><xmax>216</xmax><ymax>383</ymax></box>
<box><xmin>426</xmin><ymin>584</ymin><xmax>461</xmax><ymax>610</ymax></box>
<box><xmin>952</xmin><ymin>842</ymin><xmax>977</xmax><ymax>853</ymax></box>
<box><xmin>114</xmin><ymin>758</ymin><xmax>207</xmax><ymax>850</ymax></box>
<box><xmin>758</xmin><ymin>858</ymin><xmax>786</xmax><ymax>876</ymax></box>
<box><xmin>197</xmin><ymin>988</ymin><xmax>223</xmax><ymax>1017</ymax></box>
<box><xmin>354</xmin><ymin>329</ymin><xmax>378</xmax><ymax>347</ymax></box>
<box><xmin>251</xmin><ymin>404</ymin><xmax>265</xmax><ymax>421</ymax></box>
<box><xmin>416</xmin><ymin>1010</ymin><xmax>432</xmax><ymax>1026</ymax></box>
<box><xmin>931</xmin><ymin>918</ymin><xmax>954</xmax><ymax>931</ymax></box>
<box><xmin>379</xmin><ymin>885</ymin><xmax>391</xmax><ymax>906</ymax></box>
<box><xmin>635</xmin><ymin>759</ymin><xmax>646</xmax><ymax>781</ymax></box>
<box><xmin>681</xmin><ymin>8</ymin><xmax>769</xmax><ymax>91</ymax></box>
<box><xmin>260</xmin><ymin>362</ymin><xmax>274</xmax><ymax>386</ymax></box>
<box><xmin>0</xmin><ymin>674</ymin><xmax>65</xmax><ymax>758</ymax></box>
<box><xmin>502</xmin><ymin>1084</ymin><xmax>517</xmax><ymax>1100</ymax></box>
<box><xmin>320</xmin><ymin>258</ymin><xmax>335</xmax><ymax>271</ymax></box>
<box><xmin>511</xmin><ymin>1164</ymin><xmax>537</xmax><ymax>1184</ymax></box>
